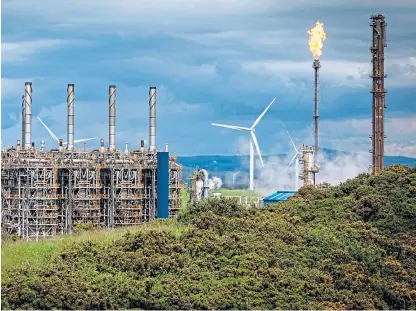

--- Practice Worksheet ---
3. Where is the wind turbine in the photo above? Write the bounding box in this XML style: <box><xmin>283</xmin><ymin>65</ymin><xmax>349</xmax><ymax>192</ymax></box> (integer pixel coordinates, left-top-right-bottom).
<box><xmin>283</xmin><ymin>124</ymin><xmax>302</xmax><ymax>191</ymax></box>
<box><xmin>37</xmin><ymin>117</ymin><xmax>96</xmax><ymax>147</ymax></box>
<box><xmin>212</xmin><ymin>97</ymin><xmax>276</xmax><ymax>191</ymax></box>
<box><xmin>232</xmin><ymin>171</ymin><xmax>240</xmax><ymax>186</ymax></box>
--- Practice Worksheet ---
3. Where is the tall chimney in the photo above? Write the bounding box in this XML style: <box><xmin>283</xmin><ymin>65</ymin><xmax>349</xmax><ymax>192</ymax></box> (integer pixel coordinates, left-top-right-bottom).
<box><xmin>313</xmin><ymin>59</ymin><xmax>320</xmax><ymax>159</ymax></box>
<box><xmin>67</xmin><ymin>84</ymin><xmax>75</xmax><ymax>151</ymax></box>
<box><xmin>24</xmin><ymin>82</ymin><xmax>32</xmax><ymax>149</ymax></box>
<box><xmin>109</xmin><ymin>85</ymin><xmax>116</xmax><ymax>151</ymax></box>
<box><xmin>21</xmin><ymin>95</ymin><xmax>25</xmax><ymax>147</ymax></box>
<box><xmin>149</xmin><ymin>87</ymin><xmax>156</xmax><ymax>151</ymax></box>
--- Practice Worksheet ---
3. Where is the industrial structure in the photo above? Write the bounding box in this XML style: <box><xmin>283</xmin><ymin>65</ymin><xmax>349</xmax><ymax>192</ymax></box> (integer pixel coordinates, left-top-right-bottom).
<box><xmin>188</xmin><ymin>169</ymin><xmax>209</xmax><ymax>202</ymax></box>
<box><xmin>1</xmin><ymin>83</ymin><xmax>183</xmax><ymax>240</ymax></box>
<box><xmin>299</xmin><ymin>145</ymin><xmax>319</xmax><ymax>186</ymax></box>
<box><xmin>263</xmin><ymin>191</ymin><xmax>296</xmax><ymax>206</ymax></box>
<box><xmin>369</xmin><ymin>14</ymin><xmax>387</xmax><ymax>174</ymax></box>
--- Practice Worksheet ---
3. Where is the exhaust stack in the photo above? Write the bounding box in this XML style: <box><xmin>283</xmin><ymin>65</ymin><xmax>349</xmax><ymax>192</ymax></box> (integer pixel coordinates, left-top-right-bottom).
<box><xmin>21</xmin><ymin>95</ymin><xmax>25</xmax><ymax>147</ymax></box>
<box><xmin>109</xmin><ymin>85</ymin><xmax>116</xmax><ymax>151</ymax></box>
<box><xmin>149</xmin><ymin>87</ymin><xmax>156</xmax><ymax>151</ymax></box>
<box><xmin>24</xmin><ymin>82</ymin><xmax>32</xmax><ymax>149</ymax></box>
<box><xmin>67</xmin><ymin>84</ymin><xmax>75</xmax><ymax>151</ymax></box>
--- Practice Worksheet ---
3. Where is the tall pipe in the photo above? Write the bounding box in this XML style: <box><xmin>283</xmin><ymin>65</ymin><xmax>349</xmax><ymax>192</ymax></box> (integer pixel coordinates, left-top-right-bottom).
<box><xmin>199</xmin><ymin>169</ymin><xmax>209</xmax><ymax>199</ymax></box>
<box><xmin>21</xmin><ymin>95</ymin><xmax>25</xmax><ymax>147</ymax></box>
<box><xmin>24</xmin><ymin>82</ymin><xmax>32</xmax><ymax>149</ymax></box>
<box><xmin>149</xmin><ymin>87</ymin><xmax>156</xmax><ymax>151</ymax></box>
<box><xmin>67</xmin><ymin>84</ymin><xmax>75</xmax><ymax>151</ymax></box>
<box><xmin>109</xmin><ymin>85</ymin><xmax>116</xmax><ymax>151</ymax></box>
<box><xmin>313</xmin><ymin>59</ymin><xmax>320</xmax><ymax>159</ymax></box>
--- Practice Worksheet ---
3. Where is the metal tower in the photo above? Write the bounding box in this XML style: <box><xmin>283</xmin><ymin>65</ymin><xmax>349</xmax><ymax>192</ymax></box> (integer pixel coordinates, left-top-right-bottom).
<box><xmin>370</xmin><ymin>14</ymin><xmax>387</xmax><ymax>174</ymax></box>
<box><xmin>313</xmin><ymin>59</ymin><xmax>320</xmax><ymax>158</ymax></box>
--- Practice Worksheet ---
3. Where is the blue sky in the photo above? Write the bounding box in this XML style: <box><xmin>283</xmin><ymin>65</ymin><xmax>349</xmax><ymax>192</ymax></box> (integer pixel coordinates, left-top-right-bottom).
<box><xmin>1</xmin><ymin>0</ymin><xmax>416</xmax><ymax>157</ymax></box>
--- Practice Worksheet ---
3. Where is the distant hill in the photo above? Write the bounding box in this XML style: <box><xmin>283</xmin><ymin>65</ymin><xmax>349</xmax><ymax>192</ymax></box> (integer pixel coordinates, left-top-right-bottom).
<box><xmin>177</xmin><ymin>148</ymin><xmax>416</xmax><ymax>184</ymax></box>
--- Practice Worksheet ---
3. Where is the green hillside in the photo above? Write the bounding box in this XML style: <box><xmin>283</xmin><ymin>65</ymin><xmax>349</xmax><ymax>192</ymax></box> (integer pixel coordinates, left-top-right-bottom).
<box><xmin>2</xmin><ymin>164</ymin><xmax>416</xmax><ymax>310</ymax></box>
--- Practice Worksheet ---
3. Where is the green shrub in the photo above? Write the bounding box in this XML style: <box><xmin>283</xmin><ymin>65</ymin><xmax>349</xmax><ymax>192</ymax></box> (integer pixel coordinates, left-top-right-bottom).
<box><xmin>2</xmin><ymin>164</ymin><xmax>415</xmax><ymax>310</ymax></box>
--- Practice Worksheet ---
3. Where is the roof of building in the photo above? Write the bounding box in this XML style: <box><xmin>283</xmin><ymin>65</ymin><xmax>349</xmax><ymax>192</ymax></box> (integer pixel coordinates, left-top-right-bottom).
<box><xmin>263</xmin><ymin>190</ymin><xmax>297</xmax><ymax>202</ymax></box>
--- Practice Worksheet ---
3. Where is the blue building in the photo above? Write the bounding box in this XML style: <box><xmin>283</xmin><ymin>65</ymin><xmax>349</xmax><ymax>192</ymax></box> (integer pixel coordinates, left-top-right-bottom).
<box><xmin>263</xmin><ymin>190</ymin><xmax>297</xmax><ymax>206</ymax></box>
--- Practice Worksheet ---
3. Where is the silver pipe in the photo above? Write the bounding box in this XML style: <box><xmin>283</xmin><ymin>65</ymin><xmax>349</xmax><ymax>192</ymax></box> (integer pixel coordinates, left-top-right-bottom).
<box><xmin>67</xmin><ymin>84</ymin><xmax>75</xmax><ymax>151</ymax></box>
<box><xmin>105</xmin><ymin>159</ymin><xmax>133</xmax><ymax>164</ymax></box>
<box><xmin>109</xmin><ymin>85</ymin><xmax>116</xmax><ymax>151</ymax></box>
<box><xmin>149</xmin><ymin>87</ymin><xmax>156</xmax><ymax>151</ymax></box>
<box><xmin>21</xmin><ymin>95</ymin><xmax>25</xmax><ymax>147</ymax></box>
<box><xmin>24</xmin><ymin>82</ymin><xmax>32</xmax><ymax>149</ymax></box>
<box><xmin>199</xmin><ymin>169</ymin><xmax>209</xmax><ymax>199</ymax></box>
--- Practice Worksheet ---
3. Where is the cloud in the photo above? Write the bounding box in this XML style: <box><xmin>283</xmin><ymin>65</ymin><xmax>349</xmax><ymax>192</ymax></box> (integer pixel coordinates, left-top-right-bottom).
<box><xmin>124</xmin><ymin>57</ymin><xmax>217</xmax><ymax>80</ymax></box>
<box><xmin>242</xmin><ymin>57</ymin><xmax>416</xmax><ymax>89</ymax></box>
<box><xmin>1</xmin><ymin>78</ymin><xmax>29</xmax><ymax>102</ymax></box>
<box><xmin>318</xmin><ymin>115</ymin><xmax>416</xmax><ymax>157</ymax></box>
<box><xmin>1</xmin><ymin>1</ymin><xmax>415</xmax><ymax>157</ymax></box>
<box><xmin>1</xmin><ymin>39</ymin><xmax>84</xmax><ymax>63</ymax></box>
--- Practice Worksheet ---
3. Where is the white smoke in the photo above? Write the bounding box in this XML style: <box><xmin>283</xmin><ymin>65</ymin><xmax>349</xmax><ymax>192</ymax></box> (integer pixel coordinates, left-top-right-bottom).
<box><xmin>232</xmin><ymin>136</ymin><xmax>372</xmax><ymax>197</ymax></box>
<box><xmin>208</xmin><ymin>176</ymin><xmax>223</xmax><ymax>190</ymax></box>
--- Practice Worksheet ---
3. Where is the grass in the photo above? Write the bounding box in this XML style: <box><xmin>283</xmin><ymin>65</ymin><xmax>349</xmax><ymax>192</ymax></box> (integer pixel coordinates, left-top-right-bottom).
<box><xmin>1</xmin><ymin>218</ymin><xmax>189</xmax><ymax>282</ymax></box>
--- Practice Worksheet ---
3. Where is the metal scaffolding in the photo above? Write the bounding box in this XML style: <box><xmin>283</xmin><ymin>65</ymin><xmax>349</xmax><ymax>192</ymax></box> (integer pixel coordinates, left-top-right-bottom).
<box><xmin>1</xmin><ymin>148</ymin><xmax>183</xmax><ymax>240</ymax></box>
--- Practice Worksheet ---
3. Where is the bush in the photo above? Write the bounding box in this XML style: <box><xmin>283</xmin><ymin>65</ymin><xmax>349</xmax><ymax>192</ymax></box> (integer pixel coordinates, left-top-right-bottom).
<box><xmin>2</xmin><ymin>165</ymin><xmax>415</xmax><ymax>310</ymax></box>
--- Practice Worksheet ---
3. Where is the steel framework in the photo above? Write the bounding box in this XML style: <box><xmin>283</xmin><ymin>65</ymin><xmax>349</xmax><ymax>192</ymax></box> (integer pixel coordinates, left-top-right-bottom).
<box><xmin>1</xmin><ymin>148</ymin><xmax>183</xmax><ymax>240</ymax></box>
<box><xmin>370</xmin><ymin>14</ymin><xmax>387</xmax><ymax>174</ymax></box>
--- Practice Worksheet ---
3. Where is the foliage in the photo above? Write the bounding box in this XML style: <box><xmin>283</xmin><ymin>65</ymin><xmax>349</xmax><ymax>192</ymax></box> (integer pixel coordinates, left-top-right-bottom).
<box><xmin>2</xmin><ymin>165</ymin><xmax>416</xmax><ymax>310</ymax></box>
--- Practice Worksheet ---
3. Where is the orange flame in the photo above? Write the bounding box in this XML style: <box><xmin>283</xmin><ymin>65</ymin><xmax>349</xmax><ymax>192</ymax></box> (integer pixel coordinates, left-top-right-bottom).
<box><xmin>307</xmin><ymin>21</ymin><xmax>326</xmax><ymax>59</ymax></box>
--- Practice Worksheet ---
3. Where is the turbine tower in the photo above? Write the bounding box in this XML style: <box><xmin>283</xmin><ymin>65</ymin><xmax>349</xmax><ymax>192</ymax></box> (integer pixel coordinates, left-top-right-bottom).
<box><xmin>283</xmin><ymin>124</ymin><xmax>301</xmax><ymax>191</ymax></box>
<box><xmin>212</xmin><ymin>98</ymin><xmax>276</xmax><ymax>191</ymax></box>
<box><xmin>37</xmin><ymin>117</ymin><xmax>96</xmax><ymax>148</ymax></box>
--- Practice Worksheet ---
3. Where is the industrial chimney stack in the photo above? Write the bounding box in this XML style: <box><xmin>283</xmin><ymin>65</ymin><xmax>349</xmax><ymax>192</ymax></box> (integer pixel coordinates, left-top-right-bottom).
<box><xmin>109</xmin><ymin>85</ymin><xmax>116</xmax><ymax>151</ymax></box>
<box><xmin>67</xmin><ymin>84</ymin><xmax>75</xmax><ymax>151</ymax></box>
<box><xmin>149</xmin><ymin>87</ymin><xmax>156</xmax><ymax>151</ymax></box>
<box><xmin>370</xmin><ymin>14</ymin><xmax>387</xmax><ymax>174</ymax></box>
<box><xmin>24</xmin><ymin>82</ymin><xmax>32</xmax><ymax>149</ymax></box>
<box><xmin>21</xmin><ymin>95</ymin><xmax>25</xmax><ymax>147</ymax></box>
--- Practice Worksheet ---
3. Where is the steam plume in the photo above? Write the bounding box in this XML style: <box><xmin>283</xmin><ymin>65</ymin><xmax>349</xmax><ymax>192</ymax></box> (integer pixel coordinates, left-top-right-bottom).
<box><xmin>208</xmin><ymin>176</ymin><xmax>223</xmax><ymax>190</ymax></box>
<box><xmin>233</xmin><ymin>137</ymin><xmax>371</xmax><ymax>196</ymax></box>
<box><xmin>307</xmin><ymin>21</ymin><xmax>327</xmax><ymax>59</ymax></box>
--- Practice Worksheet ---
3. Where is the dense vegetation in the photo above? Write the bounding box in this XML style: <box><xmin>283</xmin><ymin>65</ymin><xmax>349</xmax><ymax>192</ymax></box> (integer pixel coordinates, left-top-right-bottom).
<box><xmin>2</xmin><ymin>164</ymin><xmax>416</xmax><ymax>310</ymax></box>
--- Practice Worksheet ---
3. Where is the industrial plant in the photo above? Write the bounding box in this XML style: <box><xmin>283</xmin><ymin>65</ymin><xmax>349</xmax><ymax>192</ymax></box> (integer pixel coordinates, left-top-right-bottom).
<box><xmin>1</xmin><ymin>14</ymin><xmax>389</xmax><ymax>239</ymax></box>
<box><xmin>1</xmin><ymin>84</ymin><xmax>183</xmax><ymax>240</ymax></box>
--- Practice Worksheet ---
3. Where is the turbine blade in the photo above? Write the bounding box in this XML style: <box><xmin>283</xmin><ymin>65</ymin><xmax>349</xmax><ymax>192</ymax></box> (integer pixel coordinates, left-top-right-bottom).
<box><xmin>251</xmin><ymin>97</ymin><xmax>276</xmax><ymax>129</ymax></box>
<box><xmin>282</xmin><ymin>123</ymin><xmax>298</xmax><ymax>153</ymax></box>
<box><xmin>251</xmin><ymin>131</ymin><xmax>264</xmax><ymax>167</ymax></box>
<box><xmin>74</xmin><ymin>138</ymin><xmax>96</xmax><ymax>144</ymax></box>
<box><xmin>211</xmin><ymin>123</ymin><xmax>250</xmax><ymax>131</ymax></box>
<box><xmin>285</xmin><ymin>153</ymin><xmax>298</xmax><ymax>172</ymax></box>
<box><xmin>37</xmin><ymin>117</ymin><xmax>59</xmax><ymax>143</ymax></box>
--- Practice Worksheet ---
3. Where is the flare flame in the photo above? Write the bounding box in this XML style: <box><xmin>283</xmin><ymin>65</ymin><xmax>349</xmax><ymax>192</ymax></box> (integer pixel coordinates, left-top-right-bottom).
<box><xmin>307</xmin><ymin>21</ymin><xmax>327</xmax><ymax>59</ymax></box>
